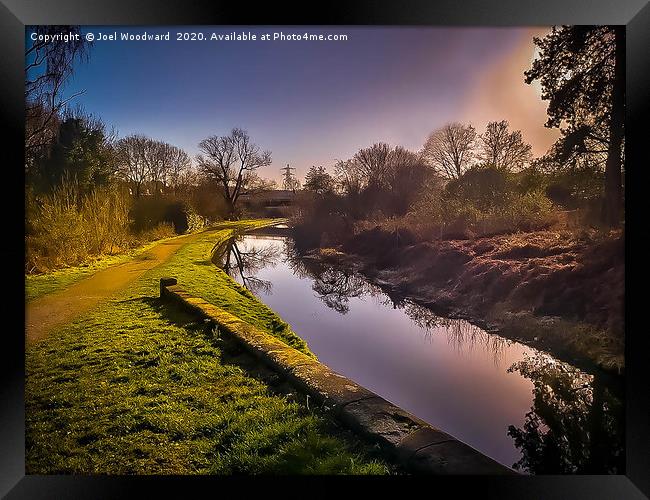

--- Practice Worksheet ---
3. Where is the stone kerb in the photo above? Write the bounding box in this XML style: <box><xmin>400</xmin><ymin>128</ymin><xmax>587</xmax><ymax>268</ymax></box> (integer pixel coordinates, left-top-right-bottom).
<box><xmin>159</xmin><ymin>277</ymin><xmax>516</xmax><ymax>475</ymax></box>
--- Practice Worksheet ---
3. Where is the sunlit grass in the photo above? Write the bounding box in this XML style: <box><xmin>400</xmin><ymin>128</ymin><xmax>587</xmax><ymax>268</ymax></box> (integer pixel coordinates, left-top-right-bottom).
<box><xmin>25</xmin><ymin>235</ymin><xmax>181</xmax><ymax>301</ymax></box>
<box><xmin>152</xmin><ymin>223</ymin><xmax>312</xmax><ymax>356</ymax></box>
<box><xmin>26</xmin><ymin>219</ymin><xmax>390</xmax><ymax>474</ymax></box>
<box><xmin>25</xmin><ymin>218</ymin><xmax>284</xmax><ymax>302</ymax></box>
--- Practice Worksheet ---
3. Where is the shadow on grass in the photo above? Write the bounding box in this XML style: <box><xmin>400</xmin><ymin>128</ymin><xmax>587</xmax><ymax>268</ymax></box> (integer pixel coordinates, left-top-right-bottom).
<box><xmin>120</xmin><ymin>295</ymin><xmax>281</xmax><ymax>382</ymax></box>
<box><xmin>119</xmin><ymin>295</ymin><xmax>203</xmax><ymax>330</ymax></box>
<box><xmin>116</xmin><ymin>293</ymin><xmax>399</xmax><ymax>473</ymax></box>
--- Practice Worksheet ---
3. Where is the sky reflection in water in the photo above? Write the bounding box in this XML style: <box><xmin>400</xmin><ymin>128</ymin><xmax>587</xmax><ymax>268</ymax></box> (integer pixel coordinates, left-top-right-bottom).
<box><xmin>215</xmin><ymin>234</ymin><xmax>624</xmax><ymax>474</ymax></box>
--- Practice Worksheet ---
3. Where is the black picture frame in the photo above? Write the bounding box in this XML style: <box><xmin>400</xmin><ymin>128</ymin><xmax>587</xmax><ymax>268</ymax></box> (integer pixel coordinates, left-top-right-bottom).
<box><xmin>2</xmin><ymin>1</ymin><xmax>648</xmax><ymax>497</ymax></box>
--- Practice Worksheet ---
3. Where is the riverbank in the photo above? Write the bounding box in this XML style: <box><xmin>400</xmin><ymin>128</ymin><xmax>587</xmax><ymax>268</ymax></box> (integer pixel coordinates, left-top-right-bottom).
<box><xmin>297</xmin><ymin>226</ymin><xmax>624</xmax><ymax>373</ymax></box>
<box><xmin>26</xmin><ymin>219</ymin><xmax>392</xmax><ymax>474</ymax></box>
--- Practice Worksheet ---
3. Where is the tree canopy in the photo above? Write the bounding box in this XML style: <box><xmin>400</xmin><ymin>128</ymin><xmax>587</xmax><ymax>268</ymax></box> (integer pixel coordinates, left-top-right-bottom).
<box><xmin>25</xmin><ymin>26</ymin><xmax>92</xmax><ymax>169</ymax></box>
<box><xmin>303</xmin><ymin>166</ymin><xmax>335</xmax><ymax>195</ymax></box>
<box><xmin>525</xmin><ymin>25</ymin><xmax>624</xmax><ymax>226</ymax></box>
<box><xmin>196</xmin><ymin>128</ymin><xmax>272</xmax><ymax>216</ymax></box>
<box><xmin>422</xmin><ymin>123</ymin><xmax>476</xmax><ymax>179</ymax></box>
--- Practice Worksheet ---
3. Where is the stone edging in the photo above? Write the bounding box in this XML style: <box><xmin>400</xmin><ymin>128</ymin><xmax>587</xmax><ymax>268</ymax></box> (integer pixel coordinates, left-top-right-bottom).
<box><xmin>159</xmin><ymin>277</ymin><xmax>516</xmax><ymax>475</ymax></box>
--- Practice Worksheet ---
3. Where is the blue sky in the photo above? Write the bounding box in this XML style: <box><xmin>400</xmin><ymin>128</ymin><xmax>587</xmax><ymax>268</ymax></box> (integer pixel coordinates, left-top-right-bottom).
<box><xmin>27</xmin><ymin>26</ymin><xmax>557</xmax><ymax>183</ymax></box>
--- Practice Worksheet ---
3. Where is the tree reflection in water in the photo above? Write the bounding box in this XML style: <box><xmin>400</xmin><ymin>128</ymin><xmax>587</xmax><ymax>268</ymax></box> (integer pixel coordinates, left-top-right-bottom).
<box><xmin>309</xmin><ymin>267</ymin><xmax>370</xmax><ymax>314</ymax></box>
<box><xmin>506</xmin><ymin>353</ymin><xmax>624</xmax><ymax>474</ymax></box>
<box><xmin>404</xmin><ymin>302</ymin><xmax>512</xmax><ymax>367</ymax></box>
<box><xmin>249</xmin><ymin>238</ymin><xmax>625</xmax><ymax>475</ymax></box>
<box><xmin>285</xmin><ymin>242</ymin><xmax>511</xmax><ymax>364</ymax></box>
<box><xmin>214</xmin><ymin>236</ymin><xmax>281</xmax><ymax>295</ymax></box>
<box><xmin>284</xmin><ymin>245</ymin><xmax>375</xmax><ymax>314</ymax></box>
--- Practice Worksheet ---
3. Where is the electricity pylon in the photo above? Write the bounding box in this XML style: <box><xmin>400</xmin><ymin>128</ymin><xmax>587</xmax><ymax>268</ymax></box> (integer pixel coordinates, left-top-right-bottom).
<box><xmin>281</xmin><ymin>164</ymin><xmax>299</xmax><ymax>192</ymax></box>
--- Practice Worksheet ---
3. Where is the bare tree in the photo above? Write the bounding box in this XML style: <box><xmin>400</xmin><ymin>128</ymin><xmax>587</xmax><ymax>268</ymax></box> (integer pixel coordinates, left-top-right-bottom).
<box><xmin>478</xmin><ymin>120</ymin><xmax>532</xmax><ymax>171</ymax></box>
<box><xmin>116</xmin><ymin>135</ymin><xmax>150</xmax><ymax>197</ymax></box>
<box><xmin>385</xmin><ymin>147</ymin><xmax>431</xmax><ymax>213</ymax></box>
<box><xmin>144</xmin><ymin>141</ymin><xmax>191</xmax><ymax>195</ymax></box>
<box><xmin>196</xmin><ymin>128</ymin><xmax>272</xmax><ymax>216</ymax></box>
<box><xmin>245</xmin><ymin>174</ymin><xmax>278</xmax><ymax>194</ymax></box>
<box><xmin>334</xmin><ymin>159</ymin><xmax>363</xmax><ymax>195</ymax></box>
<box><xmin>173</xmin><ymin>166</ymin><xmax>201</xmax><ymax>198</ymax></box>
<box><xmin>142</xmin><ymin>140</ymin><xmax>165</xmax><ymax>196</ymax></box>
<box><xmin>163</xmin><ymin>144</ymin><xmax>191</xmax><ymax>194</ymax></box>
<box><xmin>25</xmin><ymin>26</ymin><xmax>92</xmax><ymax>169</ymax></box>
<box><xmin>387</xmin><ymin>146</ymin><xmax>422</xmax><ymax>170</ymax></box>
<box><xmin>353</xmin><ymin>142</ymin><xmax>391</xmax><ymax>188</ymax></box>
<box><xmin>422</xmin><ymin>123</ymin><xmax>477</xmax><ymax>179</ymax></box>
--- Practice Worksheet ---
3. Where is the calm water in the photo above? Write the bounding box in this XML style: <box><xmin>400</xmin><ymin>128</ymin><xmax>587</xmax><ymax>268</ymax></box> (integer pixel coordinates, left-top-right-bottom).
<box><xmin>215</xmin><ymin>233</ymin><xmax>624</xmax><ymax>474</ymax></box>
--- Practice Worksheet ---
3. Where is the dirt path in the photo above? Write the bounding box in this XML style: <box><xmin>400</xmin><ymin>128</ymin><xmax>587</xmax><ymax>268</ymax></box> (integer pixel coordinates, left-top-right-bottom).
<box><xmin>25</xmin><ymin>232</ymin><xmax>204</xmax><ymax>344</ymax></box>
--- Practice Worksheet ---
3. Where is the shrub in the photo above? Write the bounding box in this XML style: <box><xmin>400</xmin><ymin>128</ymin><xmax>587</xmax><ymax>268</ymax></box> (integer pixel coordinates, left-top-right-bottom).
<box><xmin>445</xmin><ymin>165</ymin><xmax>510</xmax><ymax>212</ymax></box>
<box><xmin>81</xmin><ymin>186</ymin><xmax>131</xmax><ymax>254</ymax></box>
<box><xmin>137</xmin><ymin>222</ymin><xmax>176</xmax><ymax>242</ymax></box>
<box><xmin>186</xmin><ymin>206</ymin><xmax>209</xmax><ymax>233</ymax></box>
<box><xmin>406</xmin><ymin>175</ymin><xmax>557</xmax><ymax>240</ymax></box>
<box><xmin>129</xmin><ymin>197</ymin><xmax>171</xmax><ymax>233</ymax></box>
<box><xmin>26</xmin><ymin>179</ymin><xmax>133</xmax><ymax>273</ymax></box>
<box><xmin>130</xmin><ymin>196</ymin><xmax>208</xmax><ymax>234</ymax></box>
<box><xmin>544</xmin><ymin>166</ymin><xmax>605</xmax><ymax>210</ymax></box>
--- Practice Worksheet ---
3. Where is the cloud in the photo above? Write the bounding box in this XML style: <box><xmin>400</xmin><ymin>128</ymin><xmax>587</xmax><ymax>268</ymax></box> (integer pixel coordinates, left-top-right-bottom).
<box><xmin>460</xmin><ymin>28</ymin><xmax>560</xmax><ymax>157</ymax></box>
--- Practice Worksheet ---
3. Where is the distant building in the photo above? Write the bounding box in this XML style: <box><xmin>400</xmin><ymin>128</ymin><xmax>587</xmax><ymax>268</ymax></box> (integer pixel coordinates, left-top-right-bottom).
<box><xmin>239</xmin><ymin>189</ymin><xmax>297</xmax><ymax>217</ymax></box>
<box><xmin>239</xmin><ymin>189</ymin><xmax>296</xmax><ymax>208</ymax></box>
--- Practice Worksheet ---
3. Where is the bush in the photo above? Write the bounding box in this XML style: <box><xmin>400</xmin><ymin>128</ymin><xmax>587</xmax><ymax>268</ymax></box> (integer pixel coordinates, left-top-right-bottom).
<box><xmin>186</xmin><ymin>206</ymin><xmax>209</xmax><ymax>233</ymax></box>
<box><xmin>406</xmin><ymin>169</ymin><xmax>557</xmax><ymax>240</ymax></box>
<box><xmin>292</xmin><ymin>163</ymin><xmax>562</xmax><ymax>249</ymax></box>
<box><xmin>129</xmin><ymin>197</ymin><xmax>171</xmax><ymax>233</ymax></box>
<box><xmin>137</xmin><ymin>222</ymin><xmax>176</xmax><ymax>242</ymax></box>
<box><xmin>445</xmin><ymin>165</ymin><xmax>510</xmax><ymax>212</ymax></box>
<box><xmin>130</xmin><ymin>196</ymin><xmax>207</xmax><ymax>234</ymax></box>
<box><xmin>26</xmin><ymin>180</ymin><xmax>132</xmax><ymax>273</ymax></box>
<box><xmin>544</xmin><ymin>166</ymin><xmax>604</xmax><ymax>210</ymax></box>
<box><xmin>163</xmin><ymin>201</ymin><xmax>189</xmax><ymax>233</ymax></box>
<box><xmin>184</xmin><ymin>182</ymin><xmax>230</xmax><ymax>222</ymax></box>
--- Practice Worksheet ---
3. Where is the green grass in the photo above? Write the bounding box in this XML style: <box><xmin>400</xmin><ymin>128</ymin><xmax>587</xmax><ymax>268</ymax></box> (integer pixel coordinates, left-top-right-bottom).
<box><xmin>25</xmin><ymin>219</ymin><xmax>286</xmax><ymax>302</ymax></box>
<box><xmin>26</xmin><ymin>219</ymin><xmax>392</xmax><ymax>474</ymax></box>
<box><xmin>153</xmin><ymin>223</ymin><xmax>312</xmax><ymax>356</ymax></box>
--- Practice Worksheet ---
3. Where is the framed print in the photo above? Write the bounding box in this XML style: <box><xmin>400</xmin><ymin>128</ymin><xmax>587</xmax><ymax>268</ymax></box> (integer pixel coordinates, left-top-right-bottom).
<box><xmin>2</xmin><ymin>0</ymin><xmax>648</xmax><ymax>498</ymax></box>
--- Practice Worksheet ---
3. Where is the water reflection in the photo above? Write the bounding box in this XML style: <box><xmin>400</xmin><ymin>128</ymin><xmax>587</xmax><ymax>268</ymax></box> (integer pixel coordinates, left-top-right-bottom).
<box><xmin>213</xmin><ymin>235</ymin><xmax>281</xmax><ymax>294</ymax></box>
<box><xmin>213</xmin><ymin>234</ymin><xmax>625</xmax><ymax>474</ymax></box>
<box><xmin>506</xmin><ymin>354</ymin><xmax>624</xmax><ymax>474</ymax></box>
<box><xmin>404</xmin><ymin>303</ymin><xmax>512</xmax><ymax>367</ymax></box>
<box><xmin>285</xmin><ymin>246</ymin><xmax>511</xmax><ymax>364</ymax></box>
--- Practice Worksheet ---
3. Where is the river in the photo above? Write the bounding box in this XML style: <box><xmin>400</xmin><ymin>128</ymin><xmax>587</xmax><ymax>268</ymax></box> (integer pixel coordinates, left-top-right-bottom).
<box><xmin>213</xmin><ymin>232</ymin><xmax>624</xmax><ymax>474</ymax></box>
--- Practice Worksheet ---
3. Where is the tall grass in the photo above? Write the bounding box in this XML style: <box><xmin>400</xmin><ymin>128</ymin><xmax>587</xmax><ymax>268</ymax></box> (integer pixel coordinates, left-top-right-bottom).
<box><xmin>26</xmin><ymin>178</ymin><xmax>135</xmax><ymax>273</ymax></box>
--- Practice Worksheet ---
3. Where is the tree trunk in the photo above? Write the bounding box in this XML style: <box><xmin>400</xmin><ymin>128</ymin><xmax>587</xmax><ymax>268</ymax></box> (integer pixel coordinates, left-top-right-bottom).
<box><xmin>224</xmin><ymin>196</ymin><xmax>236</xmax><ymax>220</ymax></box>
<box><xmin>604</xmin><ymin>26</ymin><xmax>625</xmax><ymax>227</ymax></box>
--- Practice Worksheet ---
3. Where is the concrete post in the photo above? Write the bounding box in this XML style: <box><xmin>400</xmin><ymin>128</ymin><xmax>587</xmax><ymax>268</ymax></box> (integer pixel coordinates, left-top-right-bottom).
<box><xmin>159</xmin><ymin>277</ymin><xmax>177</xmax><ymax>298</ymax></box>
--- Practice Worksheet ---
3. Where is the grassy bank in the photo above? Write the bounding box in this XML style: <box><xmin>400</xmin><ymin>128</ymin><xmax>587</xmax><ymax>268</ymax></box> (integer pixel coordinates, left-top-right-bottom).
<box><xmin>154</xmin><ymin>219</ymin><xmax>311</xmax><ymax>355</ymax></box>
<box><xmin>26</xmin><ymin>219</ymin><xmax>391</xmax><ymax>474</ymax></box>
<box><xmin>302</xmin><ymin>225</ymin><xmax>624</xmax><ymax>372</ymax></box>
<box><xmin>25</xmin><ymin>219</ymin><xmax>285</xmax><ymax>303</ymax></box>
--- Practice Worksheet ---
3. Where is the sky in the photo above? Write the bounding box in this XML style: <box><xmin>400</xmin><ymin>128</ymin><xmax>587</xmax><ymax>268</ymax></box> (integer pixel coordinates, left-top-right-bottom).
<box><xmin>31</xmin><ymin>26</ymin><xmax>560</xmax><ymax>184</ymax></box>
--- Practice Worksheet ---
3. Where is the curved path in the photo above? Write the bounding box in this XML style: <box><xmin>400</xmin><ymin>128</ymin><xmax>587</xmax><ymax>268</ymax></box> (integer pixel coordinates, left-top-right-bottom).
<box><xmin>25</xmin><ymin>232</ymin><xmax>202</xmax><ymax>344</ymax></box>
